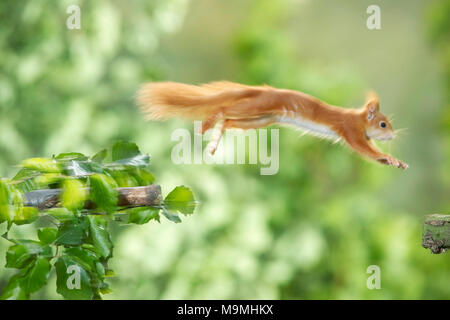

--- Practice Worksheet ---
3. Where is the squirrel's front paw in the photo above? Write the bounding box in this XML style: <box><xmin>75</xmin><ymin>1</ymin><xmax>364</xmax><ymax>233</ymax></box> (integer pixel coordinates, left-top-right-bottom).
<box><xmin>378</xmin><ymin>156</ymin><xmax>408</xmax><ymax>170</ymax></box>
<box><xmin>377</xmin><ymin>156</ymin><xmax>397</xmax><ymax>166</ymax></box>
<box><xmin>398</xmin><ymin>160</ymin><xmax>408</xmax><ymax>170</ymax></box>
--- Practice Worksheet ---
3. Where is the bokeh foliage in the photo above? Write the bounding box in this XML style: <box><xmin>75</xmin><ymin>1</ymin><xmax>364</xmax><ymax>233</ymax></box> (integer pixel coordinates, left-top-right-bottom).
<box><xmin>0</xmin><ymin>0</ymin><xmax>449</xmax><ymax>299</ymax></box>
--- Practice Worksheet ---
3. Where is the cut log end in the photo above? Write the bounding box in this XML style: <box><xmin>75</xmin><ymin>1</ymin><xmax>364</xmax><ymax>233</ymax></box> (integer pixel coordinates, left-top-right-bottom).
<box><xmin>422</xmin><ymin>214</ymin><xmax>450</xmax><ymax>254</ymax></box>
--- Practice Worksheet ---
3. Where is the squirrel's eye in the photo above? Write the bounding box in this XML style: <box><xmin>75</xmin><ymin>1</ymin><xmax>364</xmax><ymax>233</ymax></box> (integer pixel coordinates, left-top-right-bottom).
<box><xmin>380</xmin><ymin>121</ymin><xmax>386</xmax><ymax>128</ymax></box>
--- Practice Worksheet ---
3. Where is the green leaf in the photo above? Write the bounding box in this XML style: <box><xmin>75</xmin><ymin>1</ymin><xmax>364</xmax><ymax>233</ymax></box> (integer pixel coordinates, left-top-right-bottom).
<box><xmin>164</xmin><ymin>186</ymin><xmax>197</xmax><ymax>215</ymax></box>
<box><xmin>6</xmin><ymin>245</ymin><xmax>35</xmax><ymax>269</ymax></box>
<box><xmin>64</xmin><ymin>247</ymin><xmax>99</xmax><ymax>271</ymax></box>
<box><xmin>110</xmin><ymin>141</ymin><xmax>150</xmax><ymax>168</ymax></box>
<box><xmin>55</xmin><ymin>220</ymin><xmax>86</xmax><ymax>246</ymax></box>
<box><xmin>18</xmin><ymin>240</ymin><xmax>53</xmax><ymax>258</ymax></box>
<box><xmin>95</xmin><ymin>262</ymin><xmax>105</xmax><ymax>278</ymax></box>
<box><xmin>20</xmin><ymin>257</ymin><xmax>51</xmax><ymax>294</ymax></box>
<box><xmin>12</xmin><ymin>168</ymin><xmax>40</xmax><ymax>182</ymax></box>
<box><xmin>64</xmin><ymin>160</ymin><xmax>104</xmax><ymax>177</ymax></box>
<box><xmin>130</xmin><ymin>168</ymin><xmax>155</xmax><ymax>185</ymax></box>
<box><xmin>15</xmin><ymin>179</ymin><xmax>38</xmax><ymax>193</ymax></box>
<box><xmin>55</xmin><ymin>255</ymin><xmax>93</xmax><ymax>300</ymax></box>
<box><xmin>113</xmin><ymin>154</ymin><xmax>150</xmax><ymax>168</ymax></box>
<box><xmin>13</xmin><ymin>207</ymin><xmax>39</xmax><ymax>225</ymax></box>
<box><xmin>6</xmin><ymin>241</ymin><xmax>53</xmax><ymax>268</ymax></box>
<box><xmin>91</xmin><ymin>149</ymin><xmax>108</xmax><ymax>163</ymax></box>
<box><xmin>111</xmin><ymin>141</ymin><xmax>141</xmax><ymax>161</ymax></box>
<box><xmin>37</xmin><ymin>228</ymin><xmax>58</xmax><ymax>244</ymax></box>
<box><xmin>81</xmin><ymin>243</ymin><xmax>97</xmax><ymax>252</ymax></box>
<box><xmin>34</xmin><ymin>173</ymin><xmax>63</xmax><ymax>188</ymax></box>
<box><xmin>11</xmin><ymin>168</ymin><xmax>40</xmax><ymax>192</ymax></box>
<box><xmin>89</xmin><ymin>174</ymin><xmax>118</xmax><ymax>214</ymax></box>
<box><xmin>88</xmin><ymin>216</ymin><xmax>112</xmax><ymax>258</ymax></box>
<box><xmin>127</xmin><ymin>207</ymin><xmax>160</xmax><ymax>224</ymax></box>
<box><xmin>0</xmin><ymin>179</ymin><xmax>15</xmax><ymax>222</ymax></box>
<box><xmin>54</xmin><ymin>153</ymin><xmax>88</xmax><ymax>161</ymax></box>
<box><xmin>21</xmin><ymin>158</ymin><xmax>61</xmax><ymax>173</ymax></box>
<box><xmin>46</xmin><ymin>207</ymin><xmax>74</xmax><ymax>221</ymax></box>
<box><xmin>161</xmin><ymin>209</ymin><xmax>182</xmax><ymax>223</ymax></box>
<box><xmin>0</xmin><ymin>204</ymin><xmax>15</xmax><ymax>224</ymax></box>
<box><xmin>0</xmin><ymin>267</ymin><xmax>31</xmax><ymax>300</ymax></box>
<box><xmin>105</xmin><ymin>269</ymin><xmax>116</xmax><ymax>277</ymax></box>
<box><xmin>110</xmin><ymin>171</ymin><xmax>139</xmax><ymax>187</ymax></box>
<box><xmin>61</xmin><ymin>179</ymin><xmax>87</xmax><ymax>211</ymax></box>
<box><xmin>99</xmin><ymin>283</ymin><xmax>112</xmax><ymax>295</ymax></box>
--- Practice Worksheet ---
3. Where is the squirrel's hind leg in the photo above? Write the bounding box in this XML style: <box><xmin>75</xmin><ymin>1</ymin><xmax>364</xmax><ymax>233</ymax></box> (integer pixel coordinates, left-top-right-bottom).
<box><xmin>206</xmin><ymin>116</ymin><xmax>278</xmax><ymax>155</ymax></box>
<box><xmin>201</xmin><ymin>112</ymin><xmax>223</xmax><ymax>134</ymax></box>
<box><xmin>206</xmin><ymin>120</ymin><xmax>225</xmax><ymax>155</ymax></box>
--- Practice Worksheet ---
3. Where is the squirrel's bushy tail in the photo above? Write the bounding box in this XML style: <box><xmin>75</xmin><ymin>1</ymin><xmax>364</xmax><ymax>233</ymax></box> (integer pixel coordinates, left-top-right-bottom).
<box><xmin>136</xmin><ymin>81</ymin><xmax>263</xmax><ymax>120</ymax></box>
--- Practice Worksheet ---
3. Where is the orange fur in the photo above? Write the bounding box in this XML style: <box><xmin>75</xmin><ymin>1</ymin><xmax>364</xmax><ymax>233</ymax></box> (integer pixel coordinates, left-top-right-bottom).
<box><xmin>137</xmin><ymin>81</ymin><xmax>408</xmax><ymax>169</ymax></box>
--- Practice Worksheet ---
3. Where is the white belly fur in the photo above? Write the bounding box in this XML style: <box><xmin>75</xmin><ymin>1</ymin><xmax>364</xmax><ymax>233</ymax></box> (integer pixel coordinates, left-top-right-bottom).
<box><xmin>277</xmin><ymin>115</ymin><xmax>338</xmax><ymax>139</ymax></box>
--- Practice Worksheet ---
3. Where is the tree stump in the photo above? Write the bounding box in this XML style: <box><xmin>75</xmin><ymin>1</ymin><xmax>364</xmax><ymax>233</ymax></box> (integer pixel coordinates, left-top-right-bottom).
<box><xmin>422</xmin><ymin>214</ymin><xmax>450</xmax><ymax>254</ymax></box>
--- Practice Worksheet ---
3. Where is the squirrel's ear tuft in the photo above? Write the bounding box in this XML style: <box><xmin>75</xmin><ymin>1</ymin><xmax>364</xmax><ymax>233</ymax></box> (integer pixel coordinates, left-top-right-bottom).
<box><xmin>364</xmin><ymin>90</ymin><xmax>379</xmax><ymax>113</ymax></box>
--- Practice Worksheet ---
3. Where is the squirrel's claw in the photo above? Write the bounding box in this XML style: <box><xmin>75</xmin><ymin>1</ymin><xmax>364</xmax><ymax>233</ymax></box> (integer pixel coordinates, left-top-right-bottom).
<box><xmin>377</xmin><ymin>156</ymin><xmax>408</xmax><ymax>170</ymax></box>
<box><xmin>398</xmin><ymin>160</ymin><xmax>408</xmax><ymax>170</ymax></box>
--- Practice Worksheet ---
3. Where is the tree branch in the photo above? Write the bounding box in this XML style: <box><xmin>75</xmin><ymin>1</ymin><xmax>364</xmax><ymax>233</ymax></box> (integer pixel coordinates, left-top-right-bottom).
<box><xmin>422</xmin><ymin>214</ymin><xmax>450</xmax><ymax>254</ymax></box>
<box><xmin>24</xmin><ymin>185</ymin><xmax>162</xmax><ymax>210</ymax></box>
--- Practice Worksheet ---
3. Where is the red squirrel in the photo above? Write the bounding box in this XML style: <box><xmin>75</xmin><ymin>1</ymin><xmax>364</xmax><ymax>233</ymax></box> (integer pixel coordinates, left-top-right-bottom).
<box><xmin>137</xmin><ymin>81</ymin><xmax>408</xmax><ymax>169</ymax></box>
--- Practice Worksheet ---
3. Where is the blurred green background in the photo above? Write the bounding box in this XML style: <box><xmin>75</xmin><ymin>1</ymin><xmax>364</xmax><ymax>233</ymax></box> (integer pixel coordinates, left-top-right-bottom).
<box><xmin>0</xmin><ymin>0</ymin><xmax>449</xmax><ymax>299</ymax></box>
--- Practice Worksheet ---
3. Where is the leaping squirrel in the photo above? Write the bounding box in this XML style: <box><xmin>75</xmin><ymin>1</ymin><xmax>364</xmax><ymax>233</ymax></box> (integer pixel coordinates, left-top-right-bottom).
<box><xmin>137</xmin><ymin>81</ymin><xmax>408</xmax><ymax>170</ymax></box>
